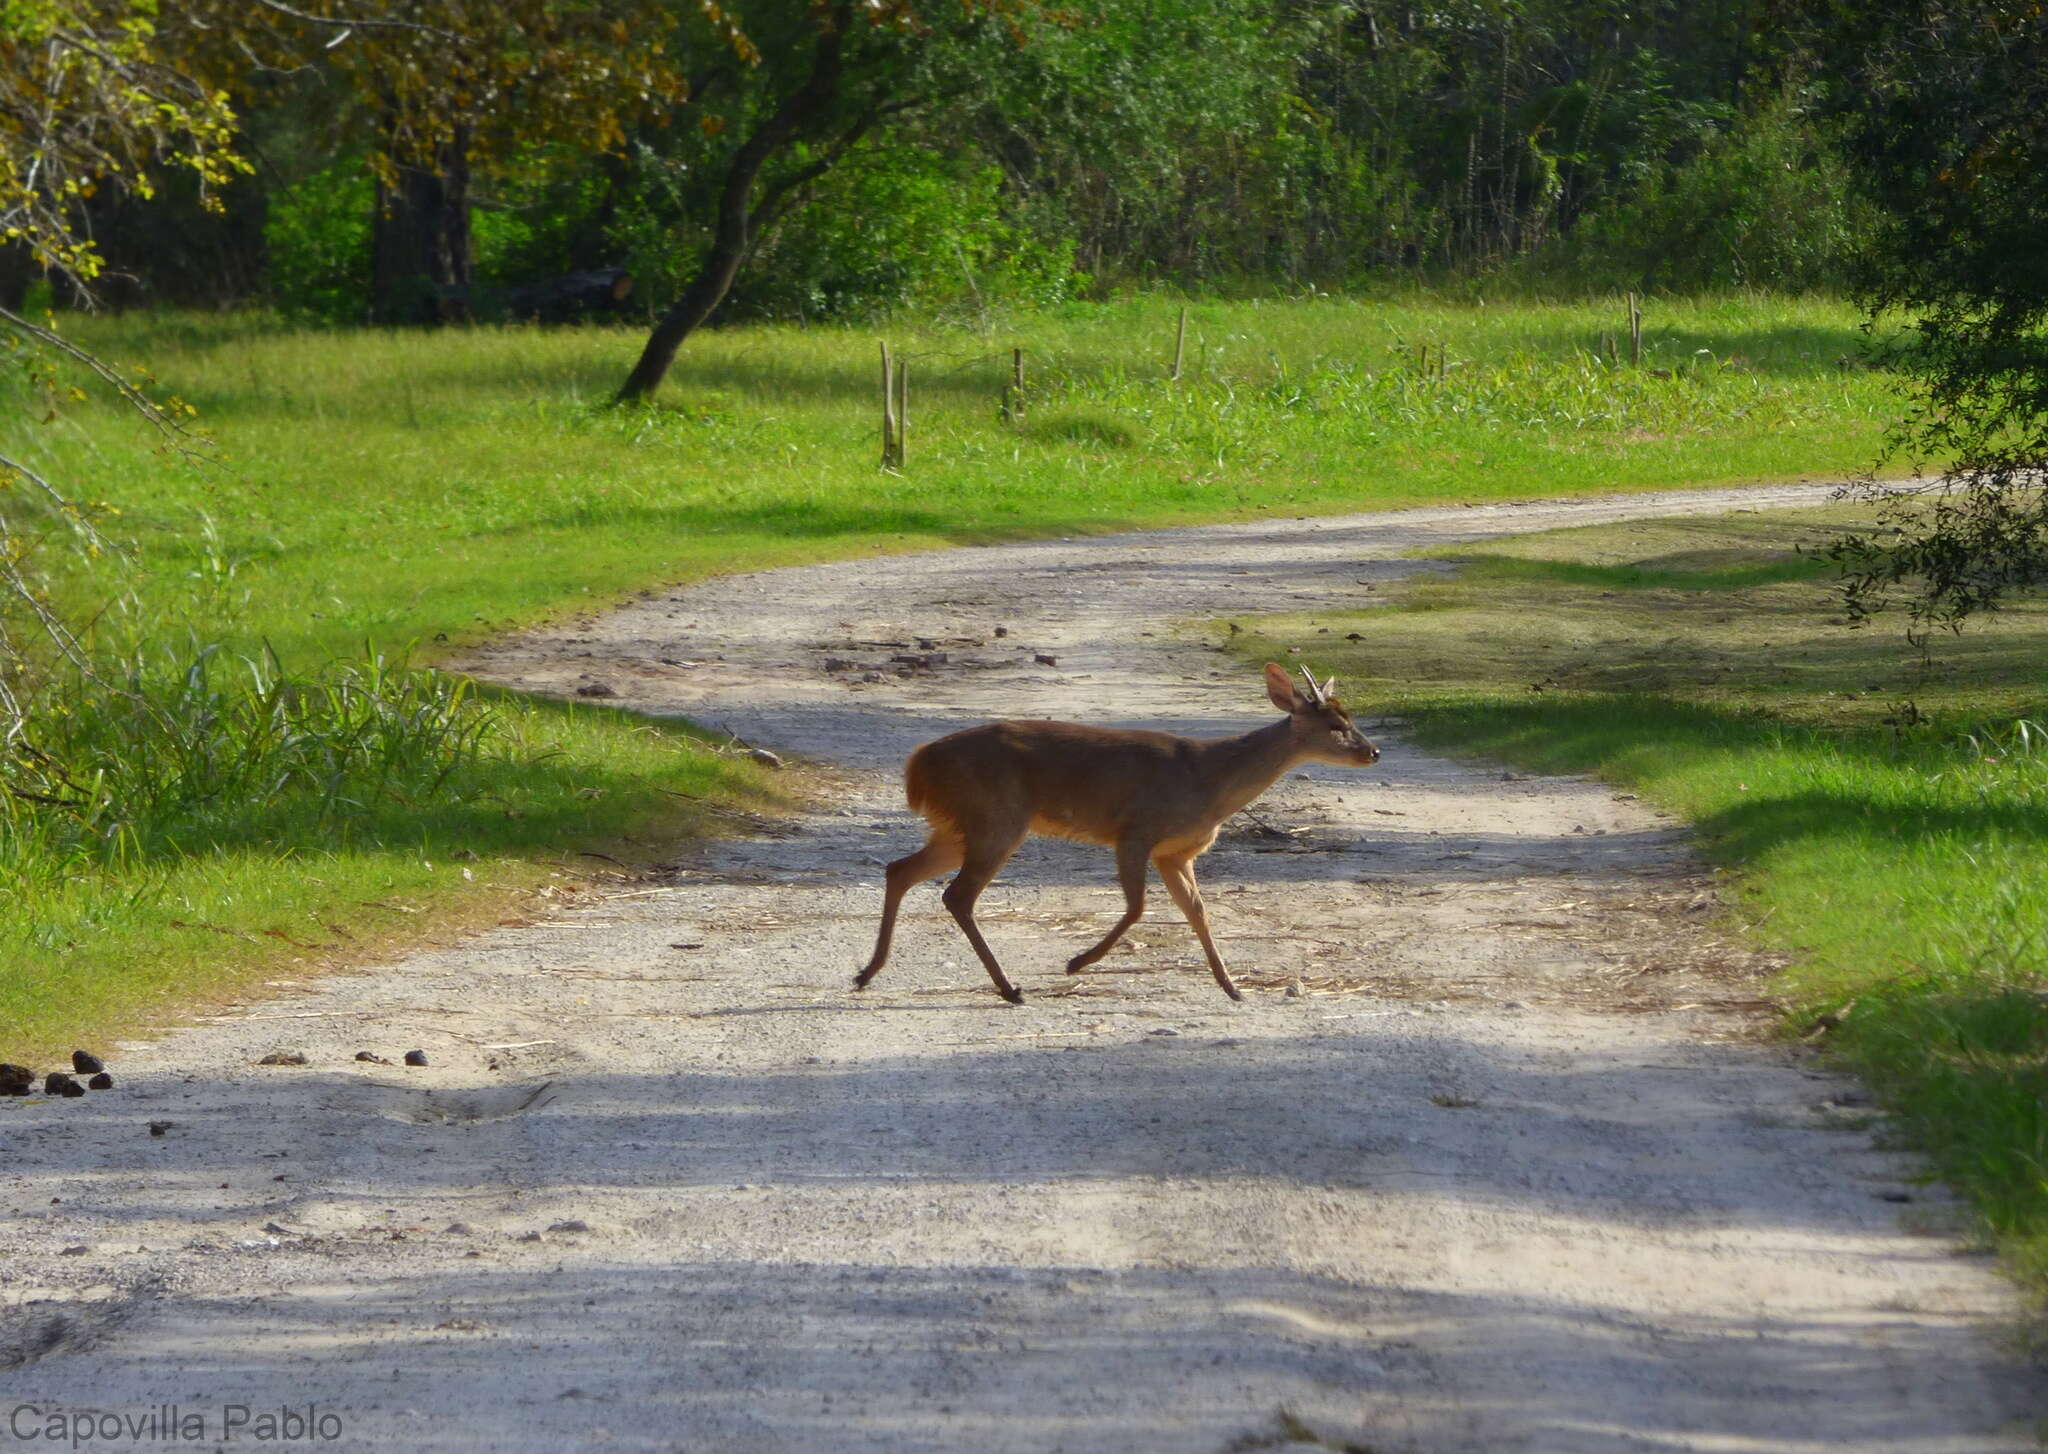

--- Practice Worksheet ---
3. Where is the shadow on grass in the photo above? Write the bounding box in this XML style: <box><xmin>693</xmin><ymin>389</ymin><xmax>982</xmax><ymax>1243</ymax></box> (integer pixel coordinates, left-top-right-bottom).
<box><xmin>1639</xmin><ymin>322</ymin><xmax>1888</xmax><ymax>376</ymax></box>
<box><xmin>1441</xmin><ymin>550</ymin><xmax>1833</xmax><ymax>593</ymax></box>
<box><xmin>1406</xmin><ymin>695</ymin><xmax>2048</xmax><ymax>840</ymax></box>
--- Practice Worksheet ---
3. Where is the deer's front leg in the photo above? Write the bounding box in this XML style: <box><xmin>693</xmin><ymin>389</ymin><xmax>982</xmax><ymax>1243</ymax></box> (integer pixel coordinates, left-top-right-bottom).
<box><xmin>1155</xmin><ymin>850</ymin><xmax>1242</xmax><ymax>1001</ymax></box>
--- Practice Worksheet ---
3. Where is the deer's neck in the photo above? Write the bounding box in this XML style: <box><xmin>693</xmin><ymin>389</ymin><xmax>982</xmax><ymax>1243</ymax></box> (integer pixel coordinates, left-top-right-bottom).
<box><xmin>1197</xmin><ymin>717</ymin><xmax>1302</xmax><ymax>822</ymax></box>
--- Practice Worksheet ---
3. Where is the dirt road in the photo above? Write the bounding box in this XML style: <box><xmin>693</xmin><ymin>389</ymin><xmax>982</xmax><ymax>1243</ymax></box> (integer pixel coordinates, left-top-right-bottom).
<box><xmin>4</xmin><ymin>484</ymin><xmax>2039</xmax><ymax>1452</ymax></box>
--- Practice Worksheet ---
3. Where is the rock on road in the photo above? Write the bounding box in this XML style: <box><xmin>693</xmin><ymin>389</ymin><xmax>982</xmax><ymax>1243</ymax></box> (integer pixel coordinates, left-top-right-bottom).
<box><xmin>3</xmin><ymin>485</ymin><xmax>2039</xmax><ymax>1452</ymax></box>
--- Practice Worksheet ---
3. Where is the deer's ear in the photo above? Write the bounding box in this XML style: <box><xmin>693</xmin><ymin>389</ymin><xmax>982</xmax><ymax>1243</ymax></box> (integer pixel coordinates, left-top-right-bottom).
<box><xmin>1263</xmin><ymin>662</ymin><xmax>1302</xmax><ymax>712</ymax></box>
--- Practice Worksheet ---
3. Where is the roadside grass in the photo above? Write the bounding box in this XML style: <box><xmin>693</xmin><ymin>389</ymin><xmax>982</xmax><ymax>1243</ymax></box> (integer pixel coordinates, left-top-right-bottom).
<box><xmin>2</xmin><ymin>292</ymin><xmax>1898</xmax><ymax>1061</ymax></box>
<box><xmin>1228</xmin><ymin>505</ymin><xmax>2048</xmax><ymax>1294</ymax></box>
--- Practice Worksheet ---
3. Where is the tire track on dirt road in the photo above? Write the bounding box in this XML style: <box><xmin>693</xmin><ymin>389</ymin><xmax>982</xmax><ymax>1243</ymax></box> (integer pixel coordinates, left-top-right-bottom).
<box><xmin>4</xmin><ymin>484</ymin><xmax>2039</xmax><ymax>1452</ymax></box>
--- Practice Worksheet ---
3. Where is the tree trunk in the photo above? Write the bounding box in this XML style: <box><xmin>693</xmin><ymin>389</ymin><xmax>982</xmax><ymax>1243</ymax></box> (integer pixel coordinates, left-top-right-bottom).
<box><xmin>0</xmin><ymin>241</ymin><xmax>35</xmax><ymax>314</ymax></box>
<box><xmin>616</xmin><ymin>5</ymin><xmax>850</xmax><ymax>402</ymax></box>
<box><xmin>369</xmin><ymin>124</ymin><xmax>474</xmax><ymax>325</ymax></box>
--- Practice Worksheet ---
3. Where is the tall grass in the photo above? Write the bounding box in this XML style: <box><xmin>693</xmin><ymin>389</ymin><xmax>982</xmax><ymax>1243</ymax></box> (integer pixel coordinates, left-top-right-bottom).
<box><xmin>3</xmin><ymin>648</ymin><xmax>493</xmax><ymax>877</ymax></box>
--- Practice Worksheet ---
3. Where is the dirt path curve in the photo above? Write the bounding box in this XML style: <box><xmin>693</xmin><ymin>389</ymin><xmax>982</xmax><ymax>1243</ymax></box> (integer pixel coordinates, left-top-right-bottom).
<box><xmin>6</xmin><ymin>484</ymin><xmax>2040</xmax><ymax>1452</ymax></box>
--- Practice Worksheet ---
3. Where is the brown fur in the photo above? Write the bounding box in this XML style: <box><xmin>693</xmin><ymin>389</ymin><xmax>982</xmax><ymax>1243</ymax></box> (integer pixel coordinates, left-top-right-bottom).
<box><xmin>856</xmin><ymin>663</ymin><xmax>1381</xmax><ymax>1004</ymax></box>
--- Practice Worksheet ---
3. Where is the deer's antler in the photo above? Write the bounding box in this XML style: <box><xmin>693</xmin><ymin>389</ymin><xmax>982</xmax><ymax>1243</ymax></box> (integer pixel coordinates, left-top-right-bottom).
<box><xmin>1298</xmin><ymin>666</ymin><xmax>1329</xmax><ymax>707</ymax></box>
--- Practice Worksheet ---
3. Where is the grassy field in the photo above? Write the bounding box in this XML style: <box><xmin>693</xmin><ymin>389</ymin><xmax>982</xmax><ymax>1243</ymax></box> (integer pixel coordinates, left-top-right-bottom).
<box><xmin>2</xmin><ymin>292</ymin><xmax>1900</xmax><ymax>1060</ymax></box>
<box><xmin>1229</xmin><ymin>505</ymin><xmax>2048</xmax><ymax>1295</ymax></box>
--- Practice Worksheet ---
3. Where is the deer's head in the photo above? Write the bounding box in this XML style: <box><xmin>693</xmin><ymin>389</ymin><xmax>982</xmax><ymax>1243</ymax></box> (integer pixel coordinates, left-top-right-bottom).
<box><xmin>1265</xmin><ymin>661</ymin><xmax>1380</xmax><ymax>767</ymax></box>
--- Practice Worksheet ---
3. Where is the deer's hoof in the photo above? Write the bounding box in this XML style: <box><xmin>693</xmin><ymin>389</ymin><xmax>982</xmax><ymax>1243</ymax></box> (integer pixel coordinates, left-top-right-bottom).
<box><xmin>999</xmin><ymin>987</ymin><xmax>1025</xmax><ymax>1006</ymax></box>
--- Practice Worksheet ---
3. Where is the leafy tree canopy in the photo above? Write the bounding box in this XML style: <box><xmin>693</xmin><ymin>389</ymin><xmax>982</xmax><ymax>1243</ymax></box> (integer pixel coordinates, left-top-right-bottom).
<box><xmin>1813</xmin><ymin>0</ymin><xmax>2048</xmax><ymax>631</ymax></box>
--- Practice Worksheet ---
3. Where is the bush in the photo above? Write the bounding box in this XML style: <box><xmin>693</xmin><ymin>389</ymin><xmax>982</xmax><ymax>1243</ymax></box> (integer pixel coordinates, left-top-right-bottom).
<box><xmin>1550</xmin><ymin>96</ymin><xmax>1876</xmax><ymax>293</ymax></box>
<box><xmin>720</xmin><ymin>143</ymin><xmax>1083</xmax><ymax>323</ymax></box>
<box><xmin>264</xmin><ymin>159</ymin><xmax>374</xmax><ymax>323</ymax></box>
<box><xmin>2</xmin><ymin>647</ymin><xmax>497</xmax><ymax>877</ymax></box>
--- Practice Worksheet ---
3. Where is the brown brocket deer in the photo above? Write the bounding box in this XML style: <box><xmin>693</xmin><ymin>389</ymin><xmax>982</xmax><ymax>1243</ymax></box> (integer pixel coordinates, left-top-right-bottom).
<box><xmin>855</xmin><ymin>662</ymin><xmax>1380</xmax><ymax>1004</ymax></box>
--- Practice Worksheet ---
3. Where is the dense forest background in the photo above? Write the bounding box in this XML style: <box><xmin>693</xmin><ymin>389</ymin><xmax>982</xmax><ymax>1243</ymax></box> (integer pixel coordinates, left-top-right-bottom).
<box><xmin>1</xmin><ymin>0</ymin><xmax>1870</xmax><ymax>327</ymax></box>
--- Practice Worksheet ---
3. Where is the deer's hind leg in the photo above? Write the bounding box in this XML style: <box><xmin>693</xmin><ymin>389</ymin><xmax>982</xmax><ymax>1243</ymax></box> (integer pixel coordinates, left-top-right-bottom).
<box><xmin>855</xmin><ymin>832</ymin><xmax>965</xmax><ymax>991</ymax></box>
<box><xmin>1066</xmin><ymin>837</ymin><xmax>1152</xmax><ymax>975</ymax></box>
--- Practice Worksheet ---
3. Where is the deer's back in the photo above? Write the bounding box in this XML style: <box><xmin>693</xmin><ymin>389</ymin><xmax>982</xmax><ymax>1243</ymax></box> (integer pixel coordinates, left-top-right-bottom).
<box><xmin>905</xmin><ymin>720</ymin><xmax>1209</xmax><ymax>848</ymax></box>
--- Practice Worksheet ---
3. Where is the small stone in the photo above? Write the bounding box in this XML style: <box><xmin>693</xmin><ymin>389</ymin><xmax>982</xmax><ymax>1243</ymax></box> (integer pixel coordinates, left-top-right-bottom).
<box><xmin>354</xmin><ymin>1051</ymin><xmax>392</xmax><ymax>1064</ymax></box>
<box><xmin>71</xmin><ymin>1050</ymin><xmax>106</xmax><ymax>1075</ymax></box>
<box><xmin>59</xmin><ymin>1244</ymin><xmax>89</xmax><ymax>1256</ymax></box>
<box><xmin>257</xmin><ymin>1049</ymin><xmax>308</xmax><ymax>1066</ymax></box>
<box><xmin>747</xmin><ymin>748</ymin><xmax>784</xmax><ymax>769</ymax></box>
<box><xmin>87</xmin><ymin>1072</ymin><xmax>113</xmax><ymax>1090</ymax></box>
<box><xmin>547</xmin><ymin>1219</ymin><xmax>592</xmax><ymax>1234</ymax></box>
<box><xmin>574</xmin><ymin>681</ymin><xmax>617</xmax><ymax>698</ymax></box>
<box><xmin>45</xmin><ymin>1072</ymin><xmax>86</xmax><ymax>1097</ymax></box>
<box><xmin>993</xmin><ymin>626</ymin><xmax>1008</xmax><ymax>638</ymax></box>
<box><xmin>1148</xmin><ymin>1027</ymin><xmax>1181</xmax><ymax>1037</ymax></box>
<box><xmin>148</xmin><ymin>1120</ymin><xmax>174</xmax><ymax>1136</ymax></box>
<box><xmin>403</xmin><ymin>1050</ymin><xmax>429</xmax><ymax>1068</ymax></box>
<box><xmin>1034</xmin><ymin>653</ymin><xmax>1058</xmax><ymax>667</ymax></box>
<box><xmin>444</xmin><ymin>1222</ymin><xmax>474</xmax><ymax>1236</ymax></box>
<box><xmin>516</xmin><ymin>1231</ymin><xmax>544</xmax><ymax>1243</ymax></box>
<box><xmin>0</xmin><ymin>1063</ymin><xmax>34</xmax><ymax>1095</ymax></box>
<box><xmin>1283</xmin><ymin>981</ymin><xmax>1304</xmax><ymax>999</ymax></box>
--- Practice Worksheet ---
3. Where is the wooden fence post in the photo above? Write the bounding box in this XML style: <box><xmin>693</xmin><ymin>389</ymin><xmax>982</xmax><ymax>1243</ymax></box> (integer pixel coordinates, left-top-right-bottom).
<box><xmin>894</xmin><ymin>357</ymin><xmax>908</xmax><ymax>466</ymax></box>
<box><xmin>1171</xmin><ymin>306</ymin><xmax>1187</xmax><ymax>382</ymax></box>
<box><xmin>1627</xmin><ymin>293</ymin><xmax>1643</xmax><ymax>368</ymax></box>
<box><xmin>880</xmin><ymin>341</ymin><xmax>899</xmax><ymax>467</ymax></box>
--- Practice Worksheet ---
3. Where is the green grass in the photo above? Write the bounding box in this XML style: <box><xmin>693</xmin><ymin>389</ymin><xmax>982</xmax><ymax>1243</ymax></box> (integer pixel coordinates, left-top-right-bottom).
<box><xmin>1230</xmin><ymin>506</ymin><xmax>2048</xmax><ymax>1295</ymax></box>
<box><xmin>2</xmin><ymin>291</ymin><xmax>1899</xmax><ymax>1061</ymax></box>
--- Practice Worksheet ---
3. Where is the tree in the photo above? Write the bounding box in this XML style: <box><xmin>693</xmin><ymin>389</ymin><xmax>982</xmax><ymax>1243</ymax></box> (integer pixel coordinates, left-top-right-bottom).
<box><xmin>613</xmin><ymin>0</ymin><xmax>1290</xmax><ymax>400</ymax></box>
<box><xmin>2</xmin><ymin>0</ymin><xmax>243</xmax><ymax>302</ymax></box>
<box><xmin>617</xmin><ymin>0</ymin><xmax>922</xmax><ymax>400</ymax></box>
<box><xmin>170</xmin><ymin>0</ymin><xmax>707</xmax><ymax>325</ymax></box>
<box><xmin>1</xmin><ymin>0</ymin><xmax>236</xmax><ymax>727</ymax></box>
<box><xmin>1811</xmin><ymin>1</ymin><xmax>2048</xmax><ymax>632</ymax></box>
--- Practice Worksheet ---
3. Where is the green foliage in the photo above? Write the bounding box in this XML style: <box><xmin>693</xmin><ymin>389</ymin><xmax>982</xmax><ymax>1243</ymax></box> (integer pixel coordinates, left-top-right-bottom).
<box><xmin>264</xmin><ymin>160</ymin><xmax>374</xmax><ymax>323</ymax></box>
<box><xmin>5</xmin><ymin>647</ymin><xmax>492</xmax><ymax>871</ymax></box>
<box><xmin>1809</xmin><ymin>0</ymin><xmax>2048</xmax><ymax>629</ymax></box>
<box><xmin>1550</xmin><ymin>94</ymin><xmax>1875</xmax><ymax>292</ymax></box>
<box><xmin>730</xmin><ymin>146</ymin><xmax>1081</xmax><ymax>321</ymax></box>
<box><xmin>21</xmin><ymin>0</ymin><xmax>1873</xmax><ymax>325</ymax></box>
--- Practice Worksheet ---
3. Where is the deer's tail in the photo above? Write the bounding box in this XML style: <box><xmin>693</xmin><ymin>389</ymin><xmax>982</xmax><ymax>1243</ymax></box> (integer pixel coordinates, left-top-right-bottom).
<box><xmin>903</xmin><ymin>742</ymin><xmax>934</xmax><ymax>819</ymax></box>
